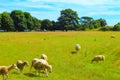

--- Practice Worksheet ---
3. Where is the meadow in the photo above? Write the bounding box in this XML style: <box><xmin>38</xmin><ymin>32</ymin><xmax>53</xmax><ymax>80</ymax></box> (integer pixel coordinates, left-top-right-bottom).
<box><xmin>0</xmin><ymin>31</ymin><xmax>120</xmax><ymax>80</ymax></box>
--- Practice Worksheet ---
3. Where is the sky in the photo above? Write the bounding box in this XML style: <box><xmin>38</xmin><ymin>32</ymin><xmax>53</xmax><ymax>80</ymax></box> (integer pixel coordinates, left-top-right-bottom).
<box><xmin>0</xmin><ymin>0</ymin><xmax>120</xmax><ymax>26</ymax></box>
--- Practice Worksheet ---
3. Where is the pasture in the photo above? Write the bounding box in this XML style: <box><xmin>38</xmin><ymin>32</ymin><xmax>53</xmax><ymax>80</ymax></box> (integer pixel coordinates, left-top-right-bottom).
<box><xmin>0</xmin><ymin>31</ymin><xmax>120</xmax><ymax>80</ymax></box>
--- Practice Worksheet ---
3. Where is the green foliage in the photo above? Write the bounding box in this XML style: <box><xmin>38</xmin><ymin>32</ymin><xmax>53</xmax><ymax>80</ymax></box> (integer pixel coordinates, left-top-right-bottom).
<box><xmin>113</xmin><ymin>23</ymin><xmax>120</xmax><ymax>31</ymax></box>
<box><xmin>80</xmin><ymin>16</ymin><xmax>93</xmax><ymax>24</ymax></box>
<box><xmin>24</xmin><ymin>12</ymin><xmax>34</xmax><ymax>31</ymax></box>
<box><xmin>1</xmin><ymin>12</ymin><xmax>15</xmax><ymax>31</ymax></box>
<box><xmin>10</xmin><ymin>10</ymin><xmax>27</xmax><ymax>31</ymax></box>
<box><xmin>32</xmin><ymin>17</ymin><xmax>41</xmax><ymax>30</ymax></box>
<box><xmin>41</xmin><ymin>19</ymin><xmax>53</xmax><ymax>30</ymax></box>
<box><xmin>79</xmin><ymin>17</ymin><xmax>107</xmax><ymax>30</ymax></box>
<box><xmin>98</xmin><ymin>18</ymin><xmax>107</xmax><ymax>27</ymax></box>
<box><xmin>58</xmin><ymin>8</ymin><xmax>79</xmax><ymax>31</ymax></box>
<box><xmin>99</xmin><ymin>26</ymin><xmax>113</xmax><ymax>31</ymax></box>
<box><xmin>0</xmin><ymin>9</ymin><xmax>119</xmax><ymax>32</ymax></box>
<box><xmin>0</xmin><ymin>14</ymin><xmax>1</xmax><ymax>29</ymax></box>
<box><xmin>92</xmin><ymin>20</ymin><xmax>101</xmax><ymax>28</ymax></box>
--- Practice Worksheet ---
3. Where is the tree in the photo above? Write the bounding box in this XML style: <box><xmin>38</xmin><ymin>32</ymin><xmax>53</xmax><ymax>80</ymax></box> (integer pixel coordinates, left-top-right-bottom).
<box><xmin>0</xmin><ymin>14</ymin><xmax>1</xmax><ymax>29</ymax></box>
<box><xmin>1</xmin><ymin>12</ymin><xmax>15</xmax><ymax>31</ymax></box>
<box><xmin>41</xmin><ymin>19</ymin><xmax>53</xmax><ymax>31</ymax></box>
<box><xmin>58</xmin><ymin>8</ymin><xmax>79</xmax><ymax>31</ymax></box>
<box><xmin>32</xmin><ymin>17</ymin><xmax>41</xmax><ymax>30</ymax></box>
<box><xmin>80</xmin><ymin>16</ymin><xmax>93</xmax><ymax>24</ymax></box>
<box><xmin>10</xmin><ymin>10</ymin><xmax>27</xmax><ymax>31</ymax></box>
<box><xmin>24</xmin><ymin>12</ymin><xmax>34</xmax><ymax>31</ymax></box>
<box><xmin>113</xmin><ymin>23</ymin><xmax>120</xmax><ymax>31</ymax></box>
<box><xmin>79</xmin><ymin>16</ymin><xmax>94</xmax><ymax>30</ymax></box>
<box><xmin>92</xmin><ymin>20</ymin><xmax>101</xmax><ymax>28</ymax></box>
<box><xmin>51</xmin><ymin>21</ymin><xmax>56</xmax><ymax>31</ymax></box>
<box><xmin>97</xmin><ymin>18</ymin><xmax>107</xmax><ymax>27</ymax></box>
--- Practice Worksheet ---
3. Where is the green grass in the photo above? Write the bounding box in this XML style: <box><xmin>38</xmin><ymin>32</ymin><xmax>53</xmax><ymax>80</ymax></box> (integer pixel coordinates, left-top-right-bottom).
<box><xmin>0</xmin><ymin>31</ymin><xmax>120</xmax><ymax>80</ymax></box>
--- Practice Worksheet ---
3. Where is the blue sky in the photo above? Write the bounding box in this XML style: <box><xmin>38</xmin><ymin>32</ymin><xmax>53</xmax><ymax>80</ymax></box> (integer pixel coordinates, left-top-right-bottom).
<box><xmin>0</xmin><ymin>0</ymin><xmax>120</xmax><ymax>26</ymax></box>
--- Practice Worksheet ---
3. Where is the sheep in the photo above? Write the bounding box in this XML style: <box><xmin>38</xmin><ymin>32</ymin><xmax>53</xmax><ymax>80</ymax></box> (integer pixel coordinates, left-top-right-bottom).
<box><xmin>30</xmin><ymin>58</ymin><xmax>40</xmax><ymax>71</ymax></box>
<box><xmin>30</xmin><ymin>58</ymin><xmax>52</xmax><ymax>77</ymax></box>
<box><xmin>111</xmin><ymin>35</ymin><xmax>116</xmax><ymax>38</ymax></box>
<box><xmin>0</xmin><ymin>64</ymin><xmax>18</xmax><ymax>80</ymax></box>
<box><xmin>16</xmin><ymin>60</ymin><xmax>29</xmax><ymax>73</ymax></box>
<box><xmin>91</xmin><ymin>55</ymin><xmax>105</xmax><ymax>63</ymax></box>
<box><xmin>40</xmin><ymin>54</ymin><xmax>48</xmax><ymax>60</ymax></box>
<box><xmin>75</xmin><ymin>44</ymin><xmax>81</xmax><ymax>51</ymax></box>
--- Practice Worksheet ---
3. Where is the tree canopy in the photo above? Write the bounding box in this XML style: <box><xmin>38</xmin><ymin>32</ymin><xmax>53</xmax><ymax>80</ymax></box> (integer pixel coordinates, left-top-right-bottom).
<box><xmin>0</xmin><ymin>14</ymin><xmax>1</xmax><ymax>29</ymax></box>
<box><xmin>58</xmin><ymin>8</ymin><xmax>79</xmax><ymax>31</ymax></box>
<box><xmin>1</xmin><ymin>12</ymin><xmax>15</xmax><ymax>31</ymax></box>
<box><xmin>41</xmin><ymin>19</ymin><xmax>53</xmax><ymax>31</ymax></box>
<box><xmin>0</xmin><ymin>8</ymin><xmax>119</xmax><ymax>32</ymax></box>
<box><xmin>113</xmin><ymin>23</ymin><xmax>120</xmax><ymax>31</ymax></box>
<box><xmin>10</xmin><ymin>10</ymin><xmax>27</xmax><ymax>31</ymax></box>
<box><xmin>24</xmin><ymin>12</ymin><xmax>34</xmax><ymax>31</ymax></box>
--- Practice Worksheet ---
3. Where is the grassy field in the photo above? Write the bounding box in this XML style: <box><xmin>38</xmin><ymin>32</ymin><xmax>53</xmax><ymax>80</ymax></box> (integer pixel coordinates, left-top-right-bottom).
<box><xmin>0</xmin><ymin>31</ymin><xmax>120</xmax><ymax>80</ymax></box>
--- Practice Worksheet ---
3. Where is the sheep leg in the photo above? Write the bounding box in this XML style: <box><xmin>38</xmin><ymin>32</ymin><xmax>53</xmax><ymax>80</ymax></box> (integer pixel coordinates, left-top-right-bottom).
<box><xmin>45</xmin><ymin>69</ymin><xmax>48</xmax><ymax>77</ymax></box>
<box><xmin>36</xmin><ymin>70</ymin><xmax>39</xmax><ymax>75</ymax></box>
<box><xmin>20</xmin><ymin>69</ymin><xmax>23</xmax><ymax>73</ymax></box>
<box><xmin>30</xmin><ymin>65</ymin><xmax>33</xmax><ymax>72</ymax></box>
<box><xmin>5</xmin><ymin>74</ymin><xmax>8</xmax><ymax>80</ymax></box>
<box><xmin>2</xmin><ymin>75</ymin><xmax>4</xmax><ymax>80</ymax></box>
<box><xmin>38</xmin><ymin>70</ymin><xmax>41</xmax><ymax>76</ymax></box>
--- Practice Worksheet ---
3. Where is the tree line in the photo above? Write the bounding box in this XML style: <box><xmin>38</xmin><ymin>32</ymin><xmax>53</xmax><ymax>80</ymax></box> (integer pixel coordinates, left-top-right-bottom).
<box><xmin>0</xmin><ymin>9</ymin><xmax>120</xmax><ymax>32</ymax></box>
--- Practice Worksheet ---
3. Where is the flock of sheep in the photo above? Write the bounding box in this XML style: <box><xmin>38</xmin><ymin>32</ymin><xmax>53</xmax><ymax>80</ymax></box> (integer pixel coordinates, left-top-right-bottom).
<box><xmin>75</xmin><ymin>44</ymin><xmax>105</xmax><ymax>63</ymax></box>
<box><xmin>0</xmin><ymin>54</ymin><xmax>52</xmax><ymax>80</ymax></box>
<box><xmin>0</xmin><ymin>42</ymin><xmax>109</xmax><ymax>80</ymax></box>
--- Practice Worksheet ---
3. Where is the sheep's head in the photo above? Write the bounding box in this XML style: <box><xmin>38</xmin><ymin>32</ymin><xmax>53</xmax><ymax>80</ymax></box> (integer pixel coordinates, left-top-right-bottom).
<box><xmin>24</xmin><ymin>61</ymin><xmax>29</xmax><ymax>66</ymax></box>
<box><xmin>12</xmin><ymin>64</ymin><xmax>18</xmax><ymax>70</ymax></box>
<box><xmin>41</xmin><ymin>54</ymin><xmax>48</xmax><ymax>60</ymax></box>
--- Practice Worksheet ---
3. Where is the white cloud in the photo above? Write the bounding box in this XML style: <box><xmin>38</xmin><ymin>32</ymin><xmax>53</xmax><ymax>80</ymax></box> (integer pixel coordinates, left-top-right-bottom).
<box><xmin>27</xmin><ymin>0</ymin><xmax>120</xmax><ymax>6</ymax></box>
<box><xmin>88</xmin><ymin>11</ymin><xmax>120</xmax><ymax>17</ymax></box>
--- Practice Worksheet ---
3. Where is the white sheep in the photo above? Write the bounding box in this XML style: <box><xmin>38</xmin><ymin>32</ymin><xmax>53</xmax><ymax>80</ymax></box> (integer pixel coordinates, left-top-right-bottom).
<box><xmin>16</xmin><ymin>60</ymin><xmax>29</xmax><ymax>73</ymax></box>
<box><xmin>0</xmin><ymin>64</ymin><xmax>18</xmax><ymax>80</ymax></box>
<box><xmin>40</xmin><ymin>54</ymin><xmax>48</xmax><ymax>60</ymax></box>
<box><xmin>30</xmin><ymin>58</ymin><xmax>40</xmax><ymax>71</ymax></box>
<box><xmin>75</xmin><ymin>44</ymin><xmax>81</xmax><ymax>51</ymax></box>
<box><xmin>91</xmin><ymin>55</ymin><xmax>105</xmax><ymax>63</ymax></box>
<box><xmin>30</xmin><ymin>58</ymin><xmax>52</xmax><ymax>77</ymax></box>
<box><xmin>111</xmin><ymin>35</ymin><xmax>116</xmax><ymax>38</ymax></box>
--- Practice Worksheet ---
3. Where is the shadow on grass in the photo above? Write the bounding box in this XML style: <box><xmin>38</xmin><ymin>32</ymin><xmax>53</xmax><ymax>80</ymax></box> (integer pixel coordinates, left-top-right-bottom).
<box><xmin>24</xmin><ymin>73</ymin><xmax>38</xmax><ymax>77</ymax></box>
<box><xmin>24</xmin><ymin>72</ymin><xmax>47</xmax><ymax>78</ymax></box>
<box><xmin>71</xmin><ymin>51</ymin><xmax>77</xmax><ymax>54</ymax></box>
<box><xmin>12</xmin><ymin>71</ymin><xmax>19</xmax><ymax>75</ymax></box>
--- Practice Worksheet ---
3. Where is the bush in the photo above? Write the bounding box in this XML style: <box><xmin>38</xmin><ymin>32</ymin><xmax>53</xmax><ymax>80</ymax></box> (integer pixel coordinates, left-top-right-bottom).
<box><xmin>99</xmin><ymin>26</ymin><xmax>113</xmax><ymax>31</ymax></box>
<box><xmin>113</xmin><ymin>23</ymin><xmax>120</xmax><ymax>31</ymax></box>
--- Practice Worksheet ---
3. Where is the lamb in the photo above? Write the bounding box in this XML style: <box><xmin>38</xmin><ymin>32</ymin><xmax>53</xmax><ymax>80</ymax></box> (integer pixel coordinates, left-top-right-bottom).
<box><xmin>75</xmin><ymin>44</ymin><xmax>81</xmax><ymax>51</ymax></box>
<box><xmin>16</xmin><ymin>60</ymin><xmax>29</xmax><ymax>73</ymax></box>
<box><xmin>0</xmin><ymin>64</ymin><xmax>18</xmax><ymax>80</ymax></box>
<box><xmin>91</xmin><ymin>55</ymin><xmax>105</xmax><ymax>63</ymax></box>
<box><xmin>30</xmin><ymin>58</ymin><xmax>52</xmax><ymax>77</ymax></box>
<box><xmin>40</xmin><ymin>54</ymin><xmax>48</xmax><ymax>60</ymax></box>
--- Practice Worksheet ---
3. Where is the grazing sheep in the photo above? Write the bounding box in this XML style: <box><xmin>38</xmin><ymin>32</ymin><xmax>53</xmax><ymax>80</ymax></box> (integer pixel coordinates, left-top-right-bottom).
<box><xmin>41</xmin><ymin>54</ymin><xmax>48</xmax><ymax>60</ymax></box>
<box><xmin>75</xmin><ymin>44</ymin><xmax>81</xmax><ymax>51</ymax></box>
<box><xmin>30</xmin><ymin>58</ymin><xmax>40</xmax><ymax>71</ymax></box>
<box><xmin>30</xmin><ymin>58</ymin><xmax>52</xmax><ymax>77</ymax></box>
<box><xmin>111</xmin><ymin>35</ymin><xmax>116</xmax><ymax>38</ymax></box>
<box><xmin>91</xmin><ymin>55</ymin><xmax>105</xmax><ymax>63</ymax></box>
<box><xmin>0</xmin><ymin>64</ymin><xmax>18</xmax><ymax>80</ymax></box>
<box><xmin>16</xmin><ymin>60</ymin><xmax>29</xmax><ymax>73</ymax></box>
